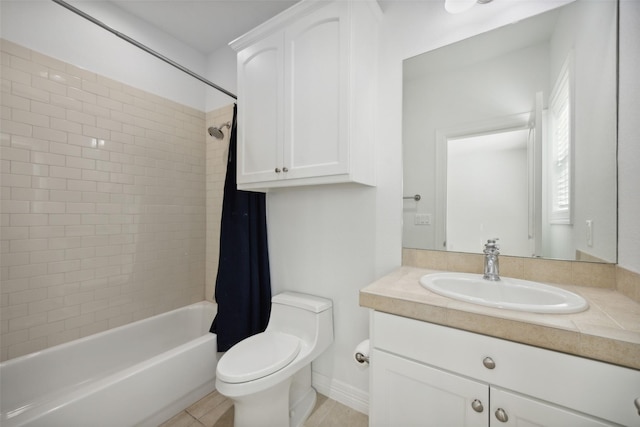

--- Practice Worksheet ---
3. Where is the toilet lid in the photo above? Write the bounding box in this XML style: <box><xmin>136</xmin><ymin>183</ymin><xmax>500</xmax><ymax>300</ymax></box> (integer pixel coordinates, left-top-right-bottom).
<box><xmin>217</xmin><ymin>331</ymin><xmax>301</xmax><ymax>384</ymax></box>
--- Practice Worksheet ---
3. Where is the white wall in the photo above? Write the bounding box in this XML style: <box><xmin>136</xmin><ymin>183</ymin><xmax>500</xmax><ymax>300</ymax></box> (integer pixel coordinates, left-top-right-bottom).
<box><xmin>0</xmin><ymin>0</ymin><xmax>207</xmax><ymax>111</ymax></box>
<box><xmin>618</xmin><ymin>0</ymin><xmax>640</xmax><ymax>273</ymax></box>
<box><xmin>267</xmin><ymin>185</ymin><xmax>379</xmax><ymax>406</ymax></box>
<box><xmin>204</xmin><ymin>45</ymin><xmax>238</xmax><ymax>111</ymax></box>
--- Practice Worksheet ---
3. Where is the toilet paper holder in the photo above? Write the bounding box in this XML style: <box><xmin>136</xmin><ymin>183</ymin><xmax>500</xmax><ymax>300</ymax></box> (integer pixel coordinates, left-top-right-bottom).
<box><xmin>353</xmin><ymin>339</ymin><xmax>370</xmax><ymax>365</ymax></box>
<box><xmin>355</xmin><ymin>352</ymin><xmax>369</xmax><ymax>364</ymax></box>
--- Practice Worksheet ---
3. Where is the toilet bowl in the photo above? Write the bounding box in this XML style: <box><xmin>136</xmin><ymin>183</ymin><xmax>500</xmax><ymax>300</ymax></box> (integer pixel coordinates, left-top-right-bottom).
<box><xmin>215</xmin><ymin>292</ymin><xmax>334</xmax><ymax>427</ymax></box>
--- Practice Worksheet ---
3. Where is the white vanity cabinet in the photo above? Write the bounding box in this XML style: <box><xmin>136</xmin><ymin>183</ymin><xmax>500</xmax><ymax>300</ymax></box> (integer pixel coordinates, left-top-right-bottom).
<box><xmin>230</xmin><ymin>0</ymin><xmax>379</xmax><ymax>190</ymax></box>
<box><xmin>370</xmin><ymin>311</ymin><xmax>640</xmax><ymax>426</ymax></box>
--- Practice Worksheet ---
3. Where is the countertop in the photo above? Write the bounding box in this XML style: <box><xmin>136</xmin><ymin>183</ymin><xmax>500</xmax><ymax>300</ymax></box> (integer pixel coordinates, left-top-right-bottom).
<box><xmin>359</xmin><ymin>266</ymin><xmax>640</xmax><ymax>370</ymax></box>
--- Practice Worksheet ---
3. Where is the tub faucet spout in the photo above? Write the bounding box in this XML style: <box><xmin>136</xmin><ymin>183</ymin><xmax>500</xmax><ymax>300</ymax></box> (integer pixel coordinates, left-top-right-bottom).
<box><xmin>483</xmin><ymin>239</ymin><xmax>500</xmax><ymax>281</ymax></box>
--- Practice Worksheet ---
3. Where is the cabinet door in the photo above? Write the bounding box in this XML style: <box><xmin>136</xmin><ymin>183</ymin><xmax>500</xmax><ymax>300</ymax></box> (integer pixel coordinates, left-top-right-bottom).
<box><xmin>371</xmin><ymin>349</ymin><xmax>489</xmax><ymax>427</ymax></box>
<box><xmin>236</xmin><ymin>32</ymin><xmax>284</xmax><ymax>185</ymax></box>
<box><xmin>490</xmin><ymin>387</ymin><xmax>614</xmax><ymax>427</ymax></box>
<box><xmin>283</xmin><ymin>2</ymin><xmax>349</xmax><ymax>180</ymax></box>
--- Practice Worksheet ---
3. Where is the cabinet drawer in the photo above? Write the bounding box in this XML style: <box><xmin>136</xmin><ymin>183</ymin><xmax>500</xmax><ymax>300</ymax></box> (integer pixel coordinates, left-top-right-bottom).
<box><xmin>372</xmin><ymin>311</ymin><xmax>640</xmax><ymax>426</ymax></box>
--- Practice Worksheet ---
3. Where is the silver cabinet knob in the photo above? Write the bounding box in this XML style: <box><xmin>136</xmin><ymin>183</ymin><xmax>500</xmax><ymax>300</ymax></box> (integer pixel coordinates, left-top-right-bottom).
<box><xmin>275</xmin><ymin>168</ymin><xmax>281</xmax><ymax>173</ymax></box>
<box><xmin>495</xmin><ymin>408</ymin><xmax>509</xmax><ymax>423</ymax></box>
<box><xmin>483</xmin><ymin>357</ymin><xmax>496</xmax><ymax>369</ymax></box>
<box><xmin>283</xmin><ymin>167</ymin><xmax>288</xmax><ymax>172</ymax></box>
<box><xmin>471</xmin><ymin>399</ymin><xmax>484</xmax><ymax>413</ymax></box>
<box><xmin>634</xmin><ymin>397</ymin><xmax>640</xmax><ymax>415</ymax></box>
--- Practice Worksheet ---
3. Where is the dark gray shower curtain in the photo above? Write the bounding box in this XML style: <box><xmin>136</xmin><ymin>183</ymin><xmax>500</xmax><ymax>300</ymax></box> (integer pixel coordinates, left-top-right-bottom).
<box><xmin>209</xmin><ymin>104</ymin><xmax>271</xmax><ymax>352</ymax></box>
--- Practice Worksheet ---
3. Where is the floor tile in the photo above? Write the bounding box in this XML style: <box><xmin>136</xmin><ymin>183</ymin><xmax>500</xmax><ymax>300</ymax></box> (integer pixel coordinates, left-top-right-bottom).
<box><xmin>161</xmin><ymin>391</ymin><xmax>367</xmax><ymax>427</ymax></box>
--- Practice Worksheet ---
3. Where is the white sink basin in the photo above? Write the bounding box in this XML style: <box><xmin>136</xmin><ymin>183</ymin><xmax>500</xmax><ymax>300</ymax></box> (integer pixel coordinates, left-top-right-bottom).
<box><xmin>419</xmin><ymin>273</ymin><xmax>588</xmax><ymax>314</ymax></box>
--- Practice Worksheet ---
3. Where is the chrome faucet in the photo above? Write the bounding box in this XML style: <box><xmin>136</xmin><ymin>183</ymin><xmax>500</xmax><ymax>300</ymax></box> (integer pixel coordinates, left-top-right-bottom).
<box><xmin>483</xmin><ymin>239</ymin><xmax>500</xmax><ymax>281</ymax></box>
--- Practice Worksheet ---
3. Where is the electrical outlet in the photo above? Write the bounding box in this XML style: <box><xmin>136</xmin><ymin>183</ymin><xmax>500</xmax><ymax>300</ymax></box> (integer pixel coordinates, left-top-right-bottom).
<box><xmin>586</xmin><ymin>220</ymin><xmax>593</xmax><ymax>247</ymax></box>
<box><xmin>415</xmin><ymin>213</ymin><xmax>432</xmax><ymax>225</ymax></box>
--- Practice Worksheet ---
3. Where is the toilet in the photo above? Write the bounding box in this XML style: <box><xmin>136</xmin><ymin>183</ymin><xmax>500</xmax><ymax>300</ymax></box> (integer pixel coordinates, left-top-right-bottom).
<box><xmin>215</xmin><ymin>292</ymin><xmax>334</xmax><ymax>427</ymax></box>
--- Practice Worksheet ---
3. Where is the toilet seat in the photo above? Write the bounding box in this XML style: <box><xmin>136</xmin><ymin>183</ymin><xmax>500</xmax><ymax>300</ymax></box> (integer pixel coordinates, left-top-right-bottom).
<box><xmin>217</xmin><ymin>331</ymin><xmax>301</xmax><ymax>384</ymax></box>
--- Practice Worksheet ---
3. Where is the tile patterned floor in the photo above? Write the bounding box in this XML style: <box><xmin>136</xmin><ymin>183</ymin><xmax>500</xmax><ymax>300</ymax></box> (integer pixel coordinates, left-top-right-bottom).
<box><xmin>159</xmin><ymin>391</ymin><xmax>368</xmax><ymax>427</ymax></box>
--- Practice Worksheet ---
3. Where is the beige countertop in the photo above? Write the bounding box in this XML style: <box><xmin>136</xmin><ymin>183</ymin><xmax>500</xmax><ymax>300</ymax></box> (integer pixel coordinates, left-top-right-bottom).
<box><xmin>360</xmin><ymin>266</ymin><xmax>640</xmax><ymax>370</ymax></box>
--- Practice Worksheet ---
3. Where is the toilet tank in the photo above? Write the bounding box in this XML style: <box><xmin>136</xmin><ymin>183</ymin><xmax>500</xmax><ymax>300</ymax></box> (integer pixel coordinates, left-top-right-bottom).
<box><xmin>266</xmin><ymin>292</ymin><xmax>333</xmax><ymax>349</ymax></box>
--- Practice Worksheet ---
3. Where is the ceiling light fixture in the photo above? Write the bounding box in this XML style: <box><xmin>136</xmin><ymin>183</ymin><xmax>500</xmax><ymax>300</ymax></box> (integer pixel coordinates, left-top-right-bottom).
<box><xmin>445</xmin><ymin>0</ymin><xmax>494</xmax><ymax>14</ymax></box>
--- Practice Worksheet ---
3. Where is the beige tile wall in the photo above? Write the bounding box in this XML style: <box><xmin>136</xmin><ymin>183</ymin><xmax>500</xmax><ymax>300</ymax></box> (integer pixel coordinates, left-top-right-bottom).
<box><xmin>205</xmin><ymin>106</ymin><xmax>233</xmax><ymax>302</ymax></box>
<box><xmin>0</xmin><ymin>39</ymin><xmax>208</xmax><ymax>361</ymax></box>
<box><xmin>403</xmin><ymin>248</ymin><xmax>640</xmax><ymax>303</ymax></box>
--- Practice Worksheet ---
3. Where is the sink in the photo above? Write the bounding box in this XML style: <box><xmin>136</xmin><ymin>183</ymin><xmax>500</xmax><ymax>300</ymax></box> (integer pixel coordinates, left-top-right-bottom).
<box><xmin>419</xmin><ymin>273</ymin><xmax>588</xmax><ymax>314</ymax></box>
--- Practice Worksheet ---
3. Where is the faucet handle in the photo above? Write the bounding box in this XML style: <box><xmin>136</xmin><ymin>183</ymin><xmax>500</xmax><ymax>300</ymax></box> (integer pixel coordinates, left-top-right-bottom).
<box><xmin>484</xmin><ymin>238</ymin><xmax>500</xmax><ymax>250</ymax></box>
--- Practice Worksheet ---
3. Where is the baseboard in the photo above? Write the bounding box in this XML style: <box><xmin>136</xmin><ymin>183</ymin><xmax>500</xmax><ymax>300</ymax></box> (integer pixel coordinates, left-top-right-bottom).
<box><xmin>311</xmin><ymin>371</ymin><xmax>369</xmax><ymax>415</ymax></box>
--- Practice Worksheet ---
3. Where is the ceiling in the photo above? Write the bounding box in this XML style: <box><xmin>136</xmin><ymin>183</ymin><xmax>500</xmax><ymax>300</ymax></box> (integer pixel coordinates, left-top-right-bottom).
<box><xmin>105</xmin><ymin>0</ymin><xmax>301</xmax><ymax>55</ymax></box>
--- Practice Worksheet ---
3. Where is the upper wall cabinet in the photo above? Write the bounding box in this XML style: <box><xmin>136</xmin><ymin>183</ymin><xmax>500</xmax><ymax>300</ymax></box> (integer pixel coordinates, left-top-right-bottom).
<box><xmin>230</xmin><ymin>0</ymin><xmax>380</xmax><ymax>191</ymax></box>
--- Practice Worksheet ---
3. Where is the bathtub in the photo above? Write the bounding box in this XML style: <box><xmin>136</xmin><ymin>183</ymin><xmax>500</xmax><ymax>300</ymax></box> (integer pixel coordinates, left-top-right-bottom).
<box><xmin>0</xmin><ymin>301</ymin><xmax>218</xmax><ymax>427</ymax></box>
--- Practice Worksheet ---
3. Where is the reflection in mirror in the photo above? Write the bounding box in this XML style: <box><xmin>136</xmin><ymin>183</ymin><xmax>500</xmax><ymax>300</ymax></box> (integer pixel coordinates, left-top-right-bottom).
<box><xmin>402</xmin><ymin>0</ymin><xmax>617</xmax><ymax>263</ymax></box>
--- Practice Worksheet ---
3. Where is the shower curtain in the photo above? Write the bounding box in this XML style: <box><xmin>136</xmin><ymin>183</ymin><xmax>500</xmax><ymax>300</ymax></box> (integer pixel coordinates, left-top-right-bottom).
<box><xmin>210</xmin><ymin>104</ymin><xmax>271</xmax><ymax>352</ymax></box>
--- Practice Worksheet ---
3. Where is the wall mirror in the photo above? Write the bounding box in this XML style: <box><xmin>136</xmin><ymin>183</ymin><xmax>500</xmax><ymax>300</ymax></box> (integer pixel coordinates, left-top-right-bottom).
<box><xmin>402</xmin><ymin>0</ymin><xmax>617</xmax><ymax>263</ymax></box>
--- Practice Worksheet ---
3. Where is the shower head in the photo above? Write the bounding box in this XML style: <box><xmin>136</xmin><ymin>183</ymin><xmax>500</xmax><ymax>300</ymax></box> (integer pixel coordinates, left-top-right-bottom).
<box><xmin>208</xmin><ymin>121</ymin><xmax>231</xmax><ymax>140</ymax></box>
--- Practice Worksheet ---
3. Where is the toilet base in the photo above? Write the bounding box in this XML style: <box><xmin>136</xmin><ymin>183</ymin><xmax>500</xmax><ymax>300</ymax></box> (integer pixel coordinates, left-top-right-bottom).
<box><xmin>227</xmin><ymin>380</ymin><xmax>318</xmax><ymax>427</ymax></box>
<box><xmin>233</xmin><ymin>379</ymin><xmax>291</xmax><ymax>427</ymax></box>
<box><xmin>290</xmin><ymin>387</ymin><xmax>317</xmax><ymax>427</ymax></box>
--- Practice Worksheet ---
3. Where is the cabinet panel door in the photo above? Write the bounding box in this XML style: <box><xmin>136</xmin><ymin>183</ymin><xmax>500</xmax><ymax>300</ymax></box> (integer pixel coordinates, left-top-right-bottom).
<box><xmin>371</xmin><ymin>349</ymin><xmax>488</xmax><ymax>427</ymax></box>
<box><xmin>237</xmin><ymin>32</ymin><xmax>284</xmax><ymax>184</ymax></box>
<box><xmin>284</xmin><ymin>2</ymin><xmax>349</xmax><ymax>179</ymax></box>
<box><xmin>490</xmin><ymin>387</ymin><xmax>614</xmax><ymax>427</ymax></box>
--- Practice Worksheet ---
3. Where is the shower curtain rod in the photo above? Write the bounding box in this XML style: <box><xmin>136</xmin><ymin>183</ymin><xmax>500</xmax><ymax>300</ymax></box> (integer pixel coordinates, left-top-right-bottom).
<box><xmin>50</xmin><ymin>0</ymin><xmax>237</xmax><ymax>100</ymax></box>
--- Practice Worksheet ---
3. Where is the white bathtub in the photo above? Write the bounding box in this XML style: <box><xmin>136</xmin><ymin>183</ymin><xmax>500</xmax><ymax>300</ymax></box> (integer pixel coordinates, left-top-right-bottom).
<box><xmin>1</xmin><ymin>301</ymin><xmax>218</xmax><ymax>427</ymax></box>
